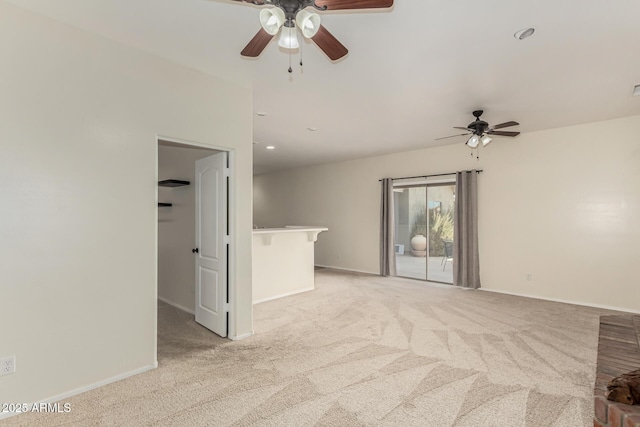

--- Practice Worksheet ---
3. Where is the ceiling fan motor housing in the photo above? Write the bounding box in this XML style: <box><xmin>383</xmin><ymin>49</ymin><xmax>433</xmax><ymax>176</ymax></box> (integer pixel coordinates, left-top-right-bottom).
<box><xmin>277</xmin><ymin>0</ymin><xmax>326</xmax><ymax>24</ymax></box>
<box><xmin>468</xmin><ymin>120</ymin><xmax>489</xmax><ymax>135</ymax></box>
<box><xmin>467</xmin><ymin>110</ymin><xmax>487</xmax><ymax>135</ymax></box>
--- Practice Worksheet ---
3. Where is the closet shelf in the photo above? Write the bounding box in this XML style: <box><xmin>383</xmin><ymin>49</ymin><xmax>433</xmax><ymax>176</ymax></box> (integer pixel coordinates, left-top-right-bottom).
<box><xmin>158</xmin><ymin>179</ymin><xmax>190</xmax><ymax>187</ymax></box>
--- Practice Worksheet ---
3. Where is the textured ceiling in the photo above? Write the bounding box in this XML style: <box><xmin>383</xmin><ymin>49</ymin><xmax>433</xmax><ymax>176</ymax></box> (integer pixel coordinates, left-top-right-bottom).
<box><xmin>8</xmin><ymin>0</ymin><xmax>640</xmax><ymax>174</ymax></box>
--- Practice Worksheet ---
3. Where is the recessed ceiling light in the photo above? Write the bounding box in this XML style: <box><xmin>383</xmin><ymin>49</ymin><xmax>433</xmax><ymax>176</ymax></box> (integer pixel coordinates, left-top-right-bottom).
<box><xmin>634</xmin><ymin>85</ymin><xmax>640</xmax><ymax>97</ymax></box>
<box><xmin>256</xmin><ymin>112</ymin><xmax>267</xmax><ymax>117</ymax></box>
<box><xmin>514</xmin><ymin>28</ymin><xmax>535</xmax><ymax>40</ymax></box>
<box><xmin>266</xmin><ymin>146</ymin><xmax>276</xmax><ymax>150</ymax></box>
<box><xmin>307</xmin><ymin>127</ymin><xmax>318</xmax><ymax>132</ymax></box>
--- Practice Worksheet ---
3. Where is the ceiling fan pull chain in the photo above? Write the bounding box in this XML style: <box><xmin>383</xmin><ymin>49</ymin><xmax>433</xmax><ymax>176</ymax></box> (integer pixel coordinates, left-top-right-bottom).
<box><xmin>300</xmin><ymin>40</ymin><xmax>304</xmax><ymax>68</ymax></box>
<box><xmin>288</xmin><ymin>49</ymin><xmax>293</xmax><ymax>73</ymax></box>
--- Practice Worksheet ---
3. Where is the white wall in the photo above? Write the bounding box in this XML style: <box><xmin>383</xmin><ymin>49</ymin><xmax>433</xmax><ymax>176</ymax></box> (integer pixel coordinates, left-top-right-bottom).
<box><xmin>254</xmin><ymin>115</ymin><xmax>640</xmax><ymax>312</ymax></box>
<box><xmin>0</xmin><ymin>3</ymin><xmax>253</xmax><ymax>409</ymax></box>
<box><xmin>158</xmin><ymin>145</ymin><xmax>218</xmax><ymax>313</ymax></box>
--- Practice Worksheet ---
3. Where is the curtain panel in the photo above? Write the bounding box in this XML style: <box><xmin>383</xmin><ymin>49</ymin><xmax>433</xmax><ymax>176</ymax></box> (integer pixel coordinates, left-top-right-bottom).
<box><xmin>453</xmin><ymin>170</ymin><xmax>481</xmax><ymax>289</ymax></box>
<box><xmin>380</xmin><ymin>178</ymin><xmax>396</xmax><ymax>277</ymax></box>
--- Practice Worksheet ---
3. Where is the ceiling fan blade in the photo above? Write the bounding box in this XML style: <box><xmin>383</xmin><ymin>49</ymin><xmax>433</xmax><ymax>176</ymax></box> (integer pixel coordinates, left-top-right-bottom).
<box><xmin>311</xmin><ymin>25</ymin><xmax>348</xmax><ymax>60</ymax></box>
<box><xmin>453</xmin><ymin>127</ymin><xmax>472</xmax><ymax>131</ymax></box>
<box><xmin>229</xmin><ymin>0</ymin><xmax>267</xmax><ymax>4</ymax></box>
<box><xmin>315</xmin><ymin>0</ymin><xmax>393</xmax><ymax>10</ymax></box>
<box><xmin>491</xmin><ymin>121</ymin><xmax>519</xmax><ymax>130</ymax></box>
<box><xmin>435</xmin><ymin>133</ymin><xmax>471</xmax><ymax>141</ymax></box>
<box><xmin>487</xmin><ymin>130</ymin><xmax>520</xmax><ymax>137</ymax></box>
<box><xmin>241</xmin><ymin>28</ymin><xmax>273</xmax><ymax>57</ymax></box>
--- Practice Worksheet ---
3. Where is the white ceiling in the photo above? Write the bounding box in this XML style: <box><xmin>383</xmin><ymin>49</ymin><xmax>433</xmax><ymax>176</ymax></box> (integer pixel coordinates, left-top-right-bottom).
<box><xmin>8</xmin><ymin>0</ymin><xmax>640</xmax><ymax>174</ymax></box>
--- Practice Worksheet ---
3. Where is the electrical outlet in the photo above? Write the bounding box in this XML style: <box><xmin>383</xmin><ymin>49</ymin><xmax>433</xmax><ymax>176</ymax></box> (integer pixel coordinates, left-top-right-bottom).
<box><xmin>526</xmin><ymin>273</ymin><xmax>533</xmax><ymax>282</ymax></box>
<box><xmin>1</xmin><ymin>356</ymin><xmax>15</xmax><ymax>376</ymax></box>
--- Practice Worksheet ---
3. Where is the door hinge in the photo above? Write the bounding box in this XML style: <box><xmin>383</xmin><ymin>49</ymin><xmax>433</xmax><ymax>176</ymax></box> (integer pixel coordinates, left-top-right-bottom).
<box><xmin>224</xmin><ymin>168</ymin><xmax>230</xmax><ymax>178</ymax></box>
<box><xmin>223</xmin><ymin>302</ymin><xmax>230</xmax><ymax>312</ymax></box>
<box><xmin>224</xmin><ymin>235</ymin><xmax>230</xmax><ymax>245</ymax></box>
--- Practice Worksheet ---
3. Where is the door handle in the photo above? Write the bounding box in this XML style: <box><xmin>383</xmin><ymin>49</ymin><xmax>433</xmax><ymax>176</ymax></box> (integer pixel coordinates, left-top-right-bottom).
<box><xmin>192</xmin><ymin>248</ymin><xmax>199</xmax><ymax>253</ymax></box>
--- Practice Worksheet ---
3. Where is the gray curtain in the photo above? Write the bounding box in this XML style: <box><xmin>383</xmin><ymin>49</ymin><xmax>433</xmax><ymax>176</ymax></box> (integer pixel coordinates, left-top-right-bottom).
<box><xmin>453</xmin><ymin>170</ymin><xmax>481</xmax><ymax>289</ymax></box>
<box><xmin>380</xmin><ymin>178</ymin><xmax>396</xmax><ymax>277</ymax></box>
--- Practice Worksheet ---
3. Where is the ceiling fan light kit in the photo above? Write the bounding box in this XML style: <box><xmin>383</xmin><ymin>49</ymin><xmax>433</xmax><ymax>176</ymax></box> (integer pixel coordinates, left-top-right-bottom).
<box><xmin>296</xmin><ymin>9</ymin><xmax>321</xmax><ymax>38</ymax></box>
<box><xmin>259</xmin><ymin>8</ymin><xmax>286</xmax><ymax>35</ymax></box>
<box><xmin>278</xmin><ymin>26</ymin><xmax>300</xmax><ymax>48</ymax></box>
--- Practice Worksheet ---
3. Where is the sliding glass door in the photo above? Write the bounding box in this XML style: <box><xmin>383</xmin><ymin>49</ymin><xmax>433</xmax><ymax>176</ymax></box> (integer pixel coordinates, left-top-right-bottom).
<box><xmin>426</xmin><ymin>184</ymin><xmax>455</xmax><ymax>282</ymax></box>
<box><xmin>394</xmin><ymin>182</ymin><xmax>455</xmax><ymax>284</ymax></box>
<box><xmin>393</xmin><ymin>186</ymin><xmax>427</xmax><ymax>280</ymax></box>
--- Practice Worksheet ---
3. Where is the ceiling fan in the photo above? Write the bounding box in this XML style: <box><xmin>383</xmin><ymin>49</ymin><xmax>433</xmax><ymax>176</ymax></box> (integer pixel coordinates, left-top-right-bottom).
<box><xmin>436</xmin><ymin>110</ymin><xmax>520</xmax><ymax>148</ymax></box>
<box><xmin>232</xmin><ymin>0</ymin><xmax>394</xmax><ymax>61</ymax></box>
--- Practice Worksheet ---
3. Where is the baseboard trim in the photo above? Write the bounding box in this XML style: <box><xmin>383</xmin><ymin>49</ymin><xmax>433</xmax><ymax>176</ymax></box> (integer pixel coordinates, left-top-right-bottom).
<box><xmin>230</xmin><ymin>331</ymin><xmax>254</xmax><ymax>341</ymax></box>
<box><xmin>480</xmin><ymin>288</ymin><xmax>640</xmax><ymax>314</ymax></box>
<box><xmin>0</xmin><ymin>362</ymin><xmax>158</xmax><ymax>421</ymax></box>
<box><xmin>158</xmin><ymin>296</ymin><xmax>195</xmax><ymax>315</ymax></box>
<box><xmin>314</xmin><ymin>264</ymin><xmax>378</xmax><ymax>276</ymax></box>
<box><xmin>253</xmin><ymin>287</ymin><xmax>315</xmax><ymax>305</ymax></box>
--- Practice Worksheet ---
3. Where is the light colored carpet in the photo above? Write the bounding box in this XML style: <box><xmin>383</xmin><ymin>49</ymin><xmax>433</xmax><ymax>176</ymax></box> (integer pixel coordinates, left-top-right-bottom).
<box><xmin>6</xmin><ymin>270</ymin><xmax>620</xmax><ymax>426</ymax></box>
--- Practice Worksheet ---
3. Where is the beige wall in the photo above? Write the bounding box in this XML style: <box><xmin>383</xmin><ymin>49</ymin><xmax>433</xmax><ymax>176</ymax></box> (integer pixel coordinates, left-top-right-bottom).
<box><xmin>158</xmin><ymin>145</ymin><xmax>219</xmax><ymax>313</ymax></box>
<box><xmin>0</xmin><ymin>3</ymin><xmax>253</xmax><ymax>409</ymax></box>
<box><xmin>254</xmin><ymin>115</ymin><xmax>640</xmax><ymax>312</ymax></box>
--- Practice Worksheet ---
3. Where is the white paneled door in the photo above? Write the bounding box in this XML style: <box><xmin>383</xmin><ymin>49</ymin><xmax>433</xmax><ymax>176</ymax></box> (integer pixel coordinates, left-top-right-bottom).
<box><xmin>194</xmin><ymin>152</ymin><xmax>228</xmax><ymax>337</ymax></box>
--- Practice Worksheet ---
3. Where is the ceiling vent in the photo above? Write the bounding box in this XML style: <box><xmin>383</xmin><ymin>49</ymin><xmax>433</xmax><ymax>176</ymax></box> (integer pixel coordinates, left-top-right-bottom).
<box><xmin>514</xmin><ymin>28</ymin><xmax>535</xmax><ymax>40</ymax></box>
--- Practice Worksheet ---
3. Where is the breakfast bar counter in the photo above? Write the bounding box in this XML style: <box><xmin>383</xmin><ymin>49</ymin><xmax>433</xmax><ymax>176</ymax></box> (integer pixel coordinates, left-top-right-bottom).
<box><xmin>252</xmin><ymin>226</ymin><xmax>328</xmax><ymax>304</ymax></box>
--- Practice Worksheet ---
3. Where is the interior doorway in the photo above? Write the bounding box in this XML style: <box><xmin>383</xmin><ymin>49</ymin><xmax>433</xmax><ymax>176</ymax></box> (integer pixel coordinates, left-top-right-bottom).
<box><xmin>156</xmin><ymin>138</ymin><xmax>232</xmax><ymax>339</ymax></box>
<box><xmin>393</xmin><ymin>181</ymin><xmax>455</xmax><ymax>284</ymax></box>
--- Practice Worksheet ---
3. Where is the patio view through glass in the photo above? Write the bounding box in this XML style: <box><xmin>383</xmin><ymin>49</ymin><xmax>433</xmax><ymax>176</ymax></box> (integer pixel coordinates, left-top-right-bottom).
<box><xmin>393</xmin><ymin>182</ymin><xmax>455</xmax><ymax>284</ymax></box>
